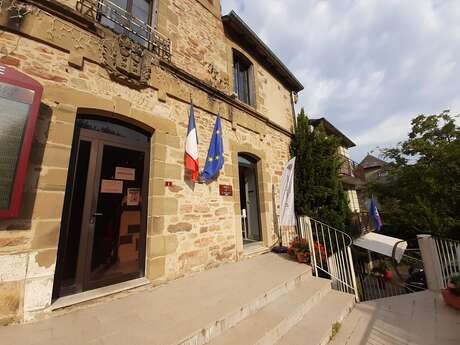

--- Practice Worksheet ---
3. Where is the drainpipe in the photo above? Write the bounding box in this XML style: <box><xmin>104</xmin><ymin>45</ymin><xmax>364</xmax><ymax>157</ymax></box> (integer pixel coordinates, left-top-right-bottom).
<box><xmin>290</xmin><ymin>91</ymin><xmax>298</xmax><ymax>133</ymax></box>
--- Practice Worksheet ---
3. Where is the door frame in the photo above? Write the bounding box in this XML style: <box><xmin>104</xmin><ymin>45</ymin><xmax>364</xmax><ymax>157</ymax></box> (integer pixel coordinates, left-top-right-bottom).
<box><xmin>237</xmin><ymin>153</ymin><xmax>262</xmax><ymax>244</ymax></box>
<box><xmin>53</xmin><ymin>126</ymin><xmax>150</xmax><ymax>298</ymax></box>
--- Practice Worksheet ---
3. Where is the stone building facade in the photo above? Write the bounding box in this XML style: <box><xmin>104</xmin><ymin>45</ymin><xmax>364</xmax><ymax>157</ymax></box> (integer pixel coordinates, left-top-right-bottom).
<box><xmin>0</xmin><ymin>0</ymin><xmax>303</xmax><ymax>324</ymax></box>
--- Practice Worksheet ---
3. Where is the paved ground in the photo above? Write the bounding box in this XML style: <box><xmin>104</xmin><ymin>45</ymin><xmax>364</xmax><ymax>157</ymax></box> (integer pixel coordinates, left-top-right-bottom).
<box><xmin>330</xmin><ymin>290</ymin><xmax>460</xmax><ymax>345</ymax></box>
<box><xmin>0</xmin><ymin>253</ymin><xmax>309</xmax><ymax>345</ymax></box>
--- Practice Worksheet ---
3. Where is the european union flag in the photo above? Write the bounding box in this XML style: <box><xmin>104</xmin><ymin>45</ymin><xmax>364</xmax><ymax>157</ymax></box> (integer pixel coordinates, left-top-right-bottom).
<box><xmin>201</xmin><ymin>114</ymin><xmax>224</xmax><ymax>182</ymax></box>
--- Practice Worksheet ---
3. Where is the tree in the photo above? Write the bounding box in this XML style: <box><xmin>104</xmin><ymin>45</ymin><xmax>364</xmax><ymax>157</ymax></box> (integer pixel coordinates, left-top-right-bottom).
<box><xmin>290</xmin><ymin>108</ymin><xmax>314</xmax><ymax>216</ymax></box>
<box><xmin>368</xmin><ymin>111</ymin><xmax>460</xmax><ymax>240</ymax></box>
<box><xmin>291</xmin><ymin>109</ymin><xmax>352</xmax><ymax>235</ymax></box>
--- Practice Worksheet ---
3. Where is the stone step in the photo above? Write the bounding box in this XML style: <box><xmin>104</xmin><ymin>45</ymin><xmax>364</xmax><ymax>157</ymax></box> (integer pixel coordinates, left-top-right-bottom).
<box><xmin>0</xmin><ymin>253</ymin><xmax>313</xmax><ymax>345</ymax></box>
<box><xmin>178</xmin><ymin>258</ymin><xmax>313</xmax><ymax>345</ymax></box>
<box><xmin>205</xmin><ymin>277</ymin><xmax>332</xmax><ymax>345</ymax></box>
<box><xmin>276</xmin><ymin>290</ymin><xmax>356</xmax><ymax>345</ymax></box>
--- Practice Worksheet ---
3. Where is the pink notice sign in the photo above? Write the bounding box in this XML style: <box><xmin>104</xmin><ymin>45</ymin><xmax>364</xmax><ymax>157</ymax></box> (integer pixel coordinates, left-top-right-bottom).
<box><xmin>100</xmin><ymin>179</ymin><xmax>123</xmax><ymax>194</ymax></box>
<box><xmin>115</xmin><ymin>167</ymin><xmax>135</xmax><ymax>181</ymax></box>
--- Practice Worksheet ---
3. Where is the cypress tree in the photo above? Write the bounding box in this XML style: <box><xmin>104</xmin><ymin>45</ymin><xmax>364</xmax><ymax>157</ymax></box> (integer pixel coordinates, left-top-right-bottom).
<box><xmin>291</xmin><ymin>110</ymin><xmax>352</xmax><ymax>235</ymax></box>
<box><xmin>290</xmin><ymin>108</ymin><xmax>314</xmax><ymax>216</ymax></box>
<box><xmin>310</xmin><ymin>124</ymin><xmax>352</xmax><ymax>233</ymax></box>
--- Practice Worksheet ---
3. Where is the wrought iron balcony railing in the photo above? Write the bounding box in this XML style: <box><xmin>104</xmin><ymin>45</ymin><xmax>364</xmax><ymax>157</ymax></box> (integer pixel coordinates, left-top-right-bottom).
<box><xmin>339</xmin><ymin>154</ymin><xmax>359</xmax><ymax>177</ymax></box>
<box><xmin>76</xmin><ymin>0</ymin><xmax>171</xmax><ymax>61</ymax></box>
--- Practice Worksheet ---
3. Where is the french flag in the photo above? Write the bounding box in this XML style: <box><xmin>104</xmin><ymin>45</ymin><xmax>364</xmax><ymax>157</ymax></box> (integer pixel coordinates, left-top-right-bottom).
<box><xmin>185</xmin><ymin>102</ymin><xmax>199</xmax><ymax>182</ymax></box>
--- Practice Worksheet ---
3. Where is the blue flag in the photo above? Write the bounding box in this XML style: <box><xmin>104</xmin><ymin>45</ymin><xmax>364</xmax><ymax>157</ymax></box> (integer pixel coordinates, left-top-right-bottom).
<box><xmin>369</xmin><ymin>196</ymin><xmax>383</xmax><ymax>231</ymax></box>
<box><xmin>201</xmin><ymin>114</ymin><xmax>224</xmax><ymax>182</ymax></box>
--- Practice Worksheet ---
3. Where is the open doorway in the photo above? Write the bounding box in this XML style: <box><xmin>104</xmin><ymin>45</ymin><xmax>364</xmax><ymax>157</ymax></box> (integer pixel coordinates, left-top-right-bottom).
<box><xmin>238</xmin><ymin>154</ymin><xmax>262</xmax><ymax>246</ymax></box>
<box><xmin>53</xmin><ymin>116</ymin><xmax>150</xmax><ymax>299</ymax></box>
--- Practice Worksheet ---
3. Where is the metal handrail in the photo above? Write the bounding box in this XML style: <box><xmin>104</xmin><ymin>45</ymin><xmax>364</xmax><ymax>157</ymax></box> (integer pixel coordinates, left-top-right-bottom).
<box><xmin>338</xmin><ymin>154</ymin><xmax>359</xmax><ymax>177</ymax></box>
<box><xmin>298</xmin><ymin>216</ymin><xmax>359</xmax><ymax>301</ymax></box>
<box><xmin>432</xmin><ymin>236</ymin><xmax>460</xmax><ymax>288</ymax></box>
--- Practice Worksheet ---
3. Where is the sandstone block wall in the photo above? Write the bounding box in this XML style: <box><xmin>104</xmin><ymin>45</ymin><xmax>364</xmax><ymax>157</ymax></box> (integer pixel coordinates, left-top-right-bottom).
<box><xmin>0</xmin><ymin>0</ymin><xmax>295</xmax><ymax>324</ymax></box>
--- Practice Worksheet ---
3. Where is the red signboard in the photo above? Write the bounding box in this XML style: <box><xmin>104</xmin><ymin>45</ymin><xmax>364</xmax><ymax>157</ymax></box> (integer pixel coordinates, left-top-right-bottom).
<box><xmin>0</xmin><ymin>64</ymin><xmax>43</xmax><ymax>219</ymax></box>
<box><xmin>219</xmin><ymin>184</ymin><xmax>233</xmax><ymax>196</ymax></box>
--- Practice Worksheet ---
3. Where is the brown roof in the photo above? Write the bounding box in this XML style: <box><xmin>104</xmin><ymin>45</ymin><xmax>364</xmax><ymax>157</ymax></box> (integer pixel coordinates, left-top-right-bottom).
<box><xmin>222</xmin><ymin>11</ymin><xmax>304</xmax><ymax>93</ymax></box>
<box><xmin>359</xmin><ymin>154</ymin><xmax>387</xmax><ymax>169</ymax></box>
<box><xmin>309</xmin><ymin>118</ymin><xmax>356</xmax><ymax>148</ymax></box>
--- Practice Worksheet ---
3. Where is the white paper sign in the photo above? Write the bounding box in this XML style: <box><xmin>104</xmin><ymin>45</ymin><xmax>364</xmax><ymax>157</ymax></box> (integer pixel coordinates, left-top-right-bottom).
<box><xmin>115</xmin><ymin>167</ymin><xmax>135</xmax><ymax>181</ymax></box>
<box><xmin>100</xmin><ymin>179</ymin><xmax>123</xmax><ymax>194</ymax></box>
<box><xmin>127</xmin><ymin>188</ymin><xmax>141</xmax><ymax>206</ymax></box>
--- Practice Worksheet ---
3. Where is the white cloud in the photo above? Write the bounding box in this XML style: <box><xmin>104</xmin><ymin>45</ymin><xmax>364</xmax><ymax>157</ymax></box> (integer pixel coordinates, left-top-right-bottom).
<box><xmin>221</xmin><ymin>0</ymin><xmax>460</xmax><ymax>160</ymax></box>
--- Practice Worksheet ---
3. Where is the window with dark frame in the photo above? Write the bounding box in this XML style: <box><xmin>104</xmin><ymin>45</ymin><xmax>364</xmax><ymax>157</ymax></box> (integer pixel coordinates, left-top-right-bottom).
<box><xmin>98</xmin><ymin>0</ymin><xmax>158</xmax><ymax>46</ymax></box>
<box><xmin>233</xmin><ymin>50</ymin><xmax>254</xmax><ymax>106</ymax></box>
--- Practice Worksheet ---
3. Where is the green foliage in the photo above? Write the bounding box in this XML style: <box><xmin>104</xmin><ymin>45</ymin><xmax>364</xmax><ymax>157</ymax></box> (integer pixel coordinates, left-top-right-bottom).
<box><xmin>450</xmin><ymin>274</ymin><xmax>460</xmax><ymax>289</ymax></box>
<box><xmin>371</xmin><ymin>260</ymin><xmax>391</xmax><ymax>275</ymax></box>
<box><xmin>290</xmin><ymin>108</ymin><xmax>314</xmax><ymax>215</ymax></box>
<box><xmin>290</xmin><ymin>109</ymin><xmax>352</xmax><ymax>235</ymax></box>
<box><xmin>331</xmin><ymin>322</ymin><xmax>341</xmax><ymax>340</ymax></box>
<box><xmin>368</xmin><ymin>111</ymin><xmax>460</xmax><ymax>240</ymax></box>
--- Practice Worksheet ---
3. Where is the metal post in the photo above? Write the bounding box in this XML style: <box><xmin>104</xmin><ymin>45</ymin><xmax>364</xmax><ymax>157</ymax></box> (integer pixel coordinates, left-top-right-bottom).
<box><xmin>417</xmin><ymin>234</ymin><xmax>444</xmax><ymax>290</ymax></box>
<box><xmin>304</xmin><ymin>217</ymin><xmax>318</xmax><ymax>277</ymax></box>
<box><xmin>347</xmin><ymin>246</ymin><xmax>360</xmax><ymax>302</ymax></box>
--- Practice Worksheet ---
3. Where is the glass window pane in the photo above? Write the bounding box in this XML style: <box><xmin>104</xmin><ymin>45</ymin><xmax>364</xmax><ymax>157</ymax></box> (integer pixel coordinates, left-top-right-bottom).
<box><xmin>89</xmin><ymin>145</ymin><xmax>145</xmax><ymax>285</ymax></box>
<box><xmin>233</xmin><ymin>52</ymin><xmax>253</xmax><ymax>105</ymax></box>
<box><xmin>132</xmin><ymin>0</ymin><xmax>150</xmax><ymax>23</ymax></box>
<box><xmin>129</xmin><ymin>0</ymin><xmax>152</xmax><ymax>46</ymax></box>
<box><xmin>99</xmin><ymin>0</ymin><xmax>128</xmax><ymax>34</ymax></box>
<box><xmin>77</xmin><ymin>118</ymin><xmax>150</xmax><ymax>143</ymax></box>
<box><xmin>238</xmin><ymin>154</ymin><xmax>257</xmax><ymax>166</ymax></box>
<box><xmin>60</xmin><ymin>140</ymin><xmax>92</xmax><ymax>295</ymax></box>
<box><xmin>239</xmin><ymin>68</ymin><xmax>249</xmax><ymax>104</ymax></box>
<box><xmin>233</xmin><ymin>61</ymin><xmax>239</xmax><ymax>96</ymax></box>
<box><xmin>0</xmin><ymin>86</ymin><xmax>32</xmax><ymax>210</ymax></box>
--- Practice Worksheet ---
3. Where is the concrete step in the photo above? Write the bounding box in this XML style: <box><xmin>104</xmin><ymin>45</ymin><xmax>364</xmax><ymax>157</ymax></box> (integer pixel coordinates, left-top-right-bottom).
<box><xmin>206</xmin><ymin>277</ymin><xmax>332</xmax><ymax>345</ymax></box>
<box><xmin>177</xmin><ymin>257</ymin><xmax>313</xmax><ymax>345</ymax></box>
<box><xmin>329</xmin><ymin>290</ymin><xmax>460</xmax><ymax>345</ymax></box>
<box><xmin>276</xmin><ymin>290</ymin><xmax>355</xmax><ymax>345</ymax></box>
<box><xmin>0</xmin><ymin>253</ymin><xmax>313</xmax><ymax>345</ymax></box>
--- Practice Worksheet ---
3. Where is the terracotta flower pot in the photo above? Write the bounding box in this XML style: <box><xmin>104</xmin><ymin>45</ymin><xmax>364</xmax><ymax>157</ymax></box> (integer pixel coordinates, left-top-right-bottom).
<box><xmin>441</xmin><ymin>289</ymin><xmax>460</xmax><ymax>311</ymax></box>
<box><xmin>296</xmin><ymin>251</ymin><xmax>309</xmax><ymax>264</ymax></box>
<box><xmin>447</xmin><ymin>281</ymin><xmax>460</xmax><ymax>296</ymax></box>
<box><xmin>384</xmin><ymin>270</ymin><xmax>393</xmax><ymax>281</ymax></box>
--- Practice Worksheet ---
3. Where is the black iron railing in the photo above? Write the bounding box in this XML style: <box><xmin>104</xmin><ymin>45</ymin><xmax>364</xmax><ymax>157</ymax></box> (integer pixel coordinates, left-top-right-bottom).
<box><xmin>353</xmin><ymin>243</ymin><xmax>427</xmax><ymax>302</ymax></box>
<box><xmin>76</xmin><ymin>0</ymin><xmax>171</xmax><ymax>61</ymax></box>
<box><xmin>339</xmin><ymin>154</ymin><xmax>360</xmax><ymax>177</ymax></box>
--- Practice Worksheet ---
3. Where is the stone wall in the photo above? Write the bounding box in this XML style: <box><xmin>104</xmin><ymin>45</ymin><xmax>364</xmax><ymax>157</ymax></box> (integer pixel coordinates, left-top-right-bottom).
<box><xmin>0</xmin><ymin>0</ymin><xmax>295</xmax><ymax>323</ymax></box>
<box><xmin>225</xmin><ymin>38</ymin><xmax>295</xmax><ymax>133</ymax></box>
<box><xmin>157</xmin><ymin>0</ymin><xmax>229</xmax><ymax>93</ymax></box>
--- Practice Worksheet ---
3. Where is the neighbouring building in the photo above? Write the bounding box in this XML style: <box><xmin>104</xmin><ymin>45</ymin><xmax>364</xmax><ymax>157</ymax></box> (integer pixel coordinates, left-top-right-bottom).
<box><xmin>0</xmin><ymin>0</ymin><xmax>303</xmax><ymax>324</ymax></box>
<box><xmin>359</xmin><ymin>154</ymin><xmax>388</xmax><ymax>182</ymax></box>
<box><xmin>356</xmin><ymin>153</ymin><xmax>388</xmax><ymax>216</ymax></box>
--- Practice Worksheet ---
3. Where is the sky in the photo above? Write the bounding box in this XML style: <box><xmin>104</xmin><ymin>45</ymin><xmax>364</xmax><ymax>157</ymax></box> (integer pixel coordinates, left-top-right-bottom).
<box><xmin>221</xmin><ymin>0</ymin><xmax>460</xmax><ymax>161</ymax></box>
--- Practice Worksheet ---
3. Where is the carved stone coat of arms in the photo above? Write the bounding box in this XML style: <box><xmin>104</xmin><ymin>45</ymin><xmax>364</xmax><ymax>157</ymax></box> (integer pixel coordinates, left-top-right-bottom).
<box><xmin>102</xmin><ymin>35</ymin><xmax>156</xmax><ymax>88</ymax></box>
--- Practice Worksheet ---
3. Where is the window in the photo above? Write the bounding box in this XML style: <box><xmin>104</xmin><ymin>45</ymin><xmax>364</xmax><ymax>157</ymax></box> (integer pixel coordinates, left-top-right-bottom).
<box><xmin>233</xmin><ymin>50</ymin><xmax>254</xmax><ymax>106</ymax></box>
<box><xmin>98</xmin><ymin>0</ymin><xmax>158</xmax><ymax>46</ymax></box>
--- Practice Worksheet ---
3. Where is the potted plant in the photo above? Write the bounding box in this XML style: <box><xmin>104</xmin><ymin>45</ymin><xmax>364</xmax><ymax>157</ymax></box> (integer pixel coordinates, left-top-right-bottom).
<box><xmin>296</xmin><ymin>247</ymin><xmax>311</xmax><ymax>264</ymax></box>
<box><xmin>287</xmin><ymin>238</ymin><xmax>311</xmax><ymax>264</ymax></box>
<box><xmin>372</xmin><ymin>261</ymin><xmax>391</xmax><ymax>289</ymax></box>
<box><xmin>383</xmin><ymin>262</ymin><xmax>393</xmax><ymax>281</ymax></box>
<box><xmin>287</xmin><ymin>238</ymin><xmax>301</xmax><ymax>258</ymax></box>
<box><xmin>442</xmin><ymin>274</ymin><xmax>460</xmax><ymax>310</ymax></box>
<box><xmin>313</xmin><ymin>241</ymin><xmax>327</xmax><ymax>261</ymax></box>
